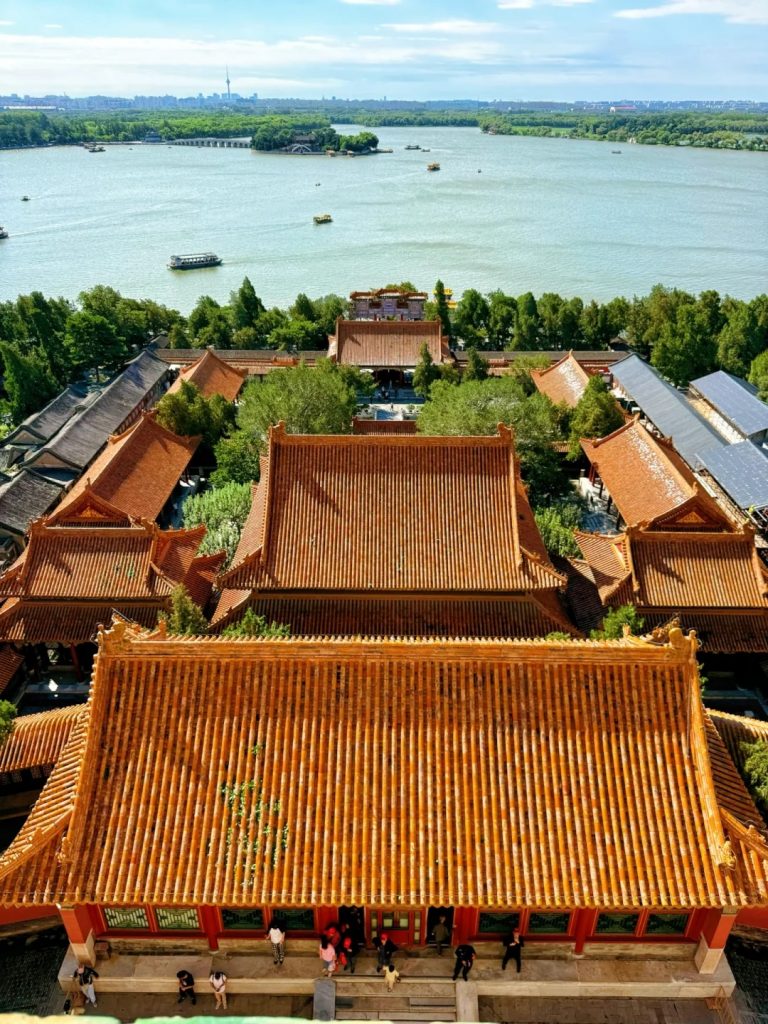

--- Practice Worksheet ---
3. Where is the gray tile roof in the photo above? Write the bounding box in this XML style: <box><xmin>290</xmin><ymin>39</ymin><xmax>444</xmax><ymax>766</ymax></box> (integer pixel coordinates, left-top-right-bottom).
<box><xmin>612</xmin><ymin>355</ymin><xmax>724</xmax><ymax>467</ymax></box>
<box><xmin>25</xmin><ymin>350</ymin><xmax>170</xmax><ymax>473</ymax></box>
<box><xmin>0</xmin><ymin>471</ymin><xmax>64</xmax><ymax>536</ymax></box>
<box><xmin>698</xmin><ymin>441</ymin><xmax>768</xmax><ymax>512</ymax></box>
<box><xmin>4</xmin><ymin>383</ymin><xmax>96</xmax><ymax>448</ymax></box>
<box><xmin>691</xmin><ymin>371</ymin><xmax>768</xmax><ymax>439</ymax></box>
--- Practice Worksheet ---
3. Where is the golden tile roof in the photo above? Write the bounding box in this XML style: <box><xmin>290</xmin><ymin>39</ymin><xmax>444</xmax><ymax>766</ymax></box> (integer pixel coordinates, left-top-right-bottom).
<box><xmin>52</xmin><ymin>413</ymin><xmax>199</xmax><ymax>524</ymax></box>
<box><xmin>329</xmin><ymin>320</ymin><xmax>449</xmax><ymax>368</ymax></box>
<box><xmin>531</xmin><ymin>352</ymin><xmax>591</xmax><ymax>408</ymax></box>
<box><xmin>581</xmin><ymin>419</ymin><xmax>700</xmax><ymax>527</ymax></box>
<box><xmin>709</xmin><ymin>709</ymin><xmax>768</xmax><ymax>804</ymax></box>
<box><xmin>220</xmin><ymin>426</ymin><xmax>564</xmax><ymax>595</ymax></box>
<box><xmin>352</xmin><ymin>418</ymin><xmax>418</xmax><ymax>435</ymax></box>
<box><xmin>0</xmin><ymin>646</ymin><xmax>23</xmax><ymax>696</ymax></box>
<box><xmin>0</xmin><ymin>706</ymin><xmax>83</xmax><ymax>778</ymax></box>
<box><xmin>1</xmin><ymin>621</ymin><xmax>767</xmax><ymax>909</ymax></box>
<box><xmin>168</xmin><ymin>349</ymin><xmax>246</xmax><ymax>402</ymax></box>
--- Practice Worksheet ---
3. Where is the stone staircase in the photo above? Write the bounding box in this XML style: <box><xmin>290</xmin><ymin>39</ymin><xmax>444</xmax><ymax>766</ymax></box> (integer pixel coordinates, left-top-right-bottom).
<box><xmin>334</xmin><ymin>979</ymin><xmax>457</xmax><ymax>1022</ymax></box>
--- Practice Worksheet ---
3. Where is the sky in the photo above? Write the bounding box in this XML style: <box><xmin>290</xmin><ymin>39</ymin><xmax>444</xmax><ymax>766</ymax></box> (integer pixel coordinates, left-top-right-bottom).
<box><xmin>1</xmin><ymin>0</ymin><xmax>767</xmax><ymax>100</ymax></box>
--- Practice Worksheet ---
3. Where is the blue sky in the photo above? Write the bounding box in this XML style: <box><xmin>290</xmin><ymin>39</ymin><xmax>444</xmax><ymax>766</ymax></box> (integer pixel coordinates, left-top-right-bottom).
<box><xmin>1</xmin><ymin>0</ymin><xmax>767</xmax><ymax>99</ymax></box>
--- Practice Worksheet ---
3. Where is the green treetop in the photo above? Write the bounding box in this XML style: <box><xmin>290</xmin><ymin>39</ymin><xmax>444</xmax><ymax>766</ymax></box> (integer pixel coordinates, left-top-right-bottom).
<box><xmin>155</xmin><ymin>380</ymin><xmax>235</xmax><ymax>445</ymax></box>
<box><xmin>0</xmin><ymin>700</ymin><xmax>17</xmax><ymax>748</ymax></box>
<box><xmin>412</xmin><ymin>343</ymin><xmax>441</xmax><ymax>398</ymax></box>
<box><xmin>161</xmin><ymin>585</ymin><xmax>209</xmax><ymax>636</ymax></box>
<box><xmin>0</xmin><ymin>342</ymin><xmax>58</xmax><ymax>423</ymax></box>
<box><xmin>433</xmin><ymin>279</ymin><xmax>453</xmax><ymax>341</ymax></box>
<box><xmin>567</xmin><ymin>375</ymin><xmax>625</xmax><ymax>458</ymax></box>
<box><xmin>222</xmin><ymin>607</ymin><xmax>291</xmax><ymax>639</ymax></box>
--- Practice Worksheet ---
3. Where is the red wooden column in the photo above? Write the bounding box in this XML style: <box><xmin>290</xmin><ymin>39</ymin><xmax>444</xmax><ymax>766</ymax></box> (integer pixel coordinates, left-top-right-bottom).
<box><xmin>572</xmin><ymin>909</ymin><xmax>598</xmax><ymax>955</ymax></box>
<box><xmin>694</xmin><ymin>908</ymin><xmax>737</xmax><ymax>974</ymax></box>
<box><xmin>59</xmin><ymin>905</ymin><xmax>99</xmax><ymax>965</ymax></box>
<box><xmin>199</xmin><ymin>906</ymin><xmax>220</xmax><ymax>951</ymax></box>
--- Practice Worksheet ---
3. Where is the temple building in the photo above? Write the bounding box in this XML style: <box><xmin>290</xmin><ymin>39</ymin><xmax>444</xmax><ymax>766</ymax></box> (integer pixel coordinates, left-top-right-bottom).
<box><xmin>328</xmin><ymin>319</ymin><xmax>452</xmax><ymax>385</ymax></box>
<box><xmin>1</xmin><ymin>620</ymin><xmax>766</xmax><ymax>978</ymax></box>
<box><xmin>530</xmin><ymin>352</ymin><xmax>592</xmax><ymax>408</ymax></box>
<box><xmin>167</xmin><ymin>347</ymin><xmax>247</xmax><ymax>402</ymax></box>
<box><xmin>349</xmin><ymin>289</ymin><xmax>428</xmax><ymax>321</ymax></box>
<box><xmin>0</xmin><ymin>512</ymin><xmax>223</xmax><ymax>679</ymax></box>
<box><xmin>212</xmin><ymin>425</ymin><xmax>577</xmax><ymax>639</ymax></box>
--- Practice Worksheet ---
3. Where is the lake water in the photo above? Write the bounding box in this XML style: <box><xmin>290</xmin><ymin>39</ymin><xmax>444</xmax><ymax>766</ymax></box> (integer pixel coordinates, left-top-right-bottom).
<box><xmin>1</xmin><ymin>126</ymin><xmax>766</xmax><ymax>312</ymax></box>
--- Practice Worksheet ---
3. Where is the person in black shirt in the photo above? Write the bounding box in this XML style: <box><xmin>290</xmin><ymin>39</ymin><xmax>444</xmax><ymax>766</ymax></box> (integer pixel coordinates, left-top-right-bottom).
<box><xmin>502</xmin><ymin>929</ymin><xmax>524</xmax><ymax>972</ymax></box>
<box><xmin>452</xmin><ymin>944</ymin><xmax>476</xmax><ymax>981</ymax></box>
<box><xmin>176</xmin><ymin>970</ymin><xmax>196</xmax><ymax>1005</ymax></box>
<box><xmin>373</xmin><ymin>933</ymin><xmax>398</xmax><ymax>972</ymax></box>
<box><xmin>73</xmin><ymin>965</ymin><xmax>99</xmax><ymax>1007</ymax></box>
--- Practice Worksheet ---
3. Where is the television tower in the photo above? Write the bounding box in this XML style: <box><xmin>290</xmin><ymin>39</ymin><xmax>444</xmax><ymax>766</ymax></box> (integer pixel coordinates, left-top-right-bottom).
<box><xmin>225</xmin><ymin>66</ymin><xmax>231</xmax><ymax>102</ymax></box>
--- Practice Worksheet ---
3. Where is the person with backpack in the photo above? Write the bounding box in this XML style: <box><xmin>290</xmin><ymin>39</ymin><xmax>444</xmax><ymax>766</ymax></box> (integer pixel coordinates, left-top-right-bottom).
<box><xmin>209</xmin><ymin>970</ymin><xmax>228</xmax><ymax>1009</ymax></box>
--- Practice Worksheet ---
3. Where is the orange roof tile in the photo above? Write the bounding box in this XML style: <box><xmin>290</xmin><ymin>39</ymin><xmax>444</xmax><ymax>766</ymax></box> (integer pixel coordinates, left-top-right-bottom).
<box><xmin>352</xmin><ymin>418</ymin><xmax>418</xmax><ymax>435</ymax></box>
<box><xmin>0</xmin><ymin>706</ymin><xmax>83</xmax><ymax>779</ymax></box>
<box><xmin>0</xmin><ymin>521</ymin><xmax>220</xmax><ymax>644</ymax></box>
<box><xmin>2</xmin><ymin>622</ymin><xmax>767</xmax><ymax>909</ymax></box>
<box><xmin>329</xmin><ymin>320</ymin><xmax>449</xmax><ymax>368</ymax></box>
<box><xmin>708</xmin><ymin>709</ymin><xmax>768</xmax><ymax>781</ymax></box>
<box><xmin>0</xmin><ymin>646</ymin><xmax>23</xmax><ymax>696</ymax></box>
<box><xmin>531</xmin><ymin>352</ymin><xmax>591</xmax><ymax>408</ymax></box>
<box><xmin>581</xmin><ymin>420</ymin><xmax>700</xmax><ymax>527</ymax></box>
<box><xmin>220</xmin><ymin>426</ymin><xmax>564</xmax><ymax>595</ymax></box>
<box><xmin>167</xmin><ymin>348</ymin><xmax>246</xmax><ymax>401</ymax></box>
<box><xmin>52</xmin><ymin>414</ymin><xmax>199</xmax><ymax>524</ymax></box>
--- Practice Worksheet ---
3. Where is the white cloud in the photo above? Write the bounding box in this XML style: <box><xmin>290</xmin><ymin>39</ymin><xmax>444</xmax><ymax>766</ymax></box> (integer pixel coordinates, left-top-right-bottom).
<box><xmin>498</xmin><ymin>1</ymin><xmax>534</xmax><ymax>8</ymax></box>
<box><xmin>498</xmin><ymin>0</ymin><xmax>593</xmax><ymax>7</ymax></box>
<box><xmin>339</xmin><ymin>0</ymin><xmax>401</xmax><ymax>5</ymax></box>
<box><xmin>384</xmin><ymin>19</ymin><xmax>500</xmax><ymax>33</ymax></box>
<box><xmin>44</xmin><ymin>23</ymin><xmax>64</xmax><ymax>30</ymax></box>
<box><xmin>0</xmin><ymin>19</ymin><xmax>15</xmax><ymax>25</ymax></box>
<box><xmin>615</xmin><ymin>0</ymin><xmax>768</xmax><ymax>24</ymax></box>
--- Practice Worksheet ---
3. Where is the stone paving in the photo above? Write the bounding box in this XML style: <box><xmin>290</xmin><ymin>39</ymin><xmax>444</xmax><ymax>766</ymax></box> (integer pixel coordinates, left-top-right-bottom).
<box><xmin>0</xmin><ymin>925</ymin><xmax>68</xmax><ymax>1015</ymax></box>
<box><xmin>478</xmin><ymin>995</ymin><xmax>719</xmax><ymax>1023</ymax></box>
<box><xmin>725</xmin><ymin>936</ymin><xmax>768</xmax><ymax>1021</ymax></box>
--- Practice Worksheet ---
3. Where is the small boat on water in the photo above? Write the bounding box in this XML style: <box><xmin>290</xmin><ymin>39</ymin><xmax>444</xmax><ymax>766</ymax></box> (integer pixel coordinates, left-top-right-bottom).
<box><xmin>0</xmin><ymin>226</ymin><xmax>8</xmax><ymax>239</ymax></box>
<box><xmin>168</xmin><ymin>252</ymin><xmax>222</xmax><ymax>270</ymax></box>
<box><xmin>87</xmin><ymin>145</ymin><xmax>106</xmax><ymax>153</ymax></box>
<box><xmin>427</xmin><ymin>163</ymin><xmax>440</xmax><ymax>172</ymax></box>
<box><xmin>313</xmin><ymin>213</ymin><xmax>333</xmax><ymax>225</ymax></box>
<box><xmin>405</xmin><ymin>144</ymin><xmax>421</xmax><ymax>151</ymax></box>
<box><xmin>611</xmin><ymin>150</ymin><xmax>622</xmax><ymax>154</ymax></box>
<box><xmin>21</xmin><ymin>196</ymin><xmax>30</xmax><ymax>202</ymax></box>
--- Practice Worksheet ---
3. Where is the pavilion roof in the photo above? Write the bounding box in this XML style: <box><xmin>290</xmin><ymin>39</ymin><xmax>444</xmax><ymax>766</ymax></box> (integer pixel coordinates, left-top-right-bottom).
<box><xmin>0</xmin><ymin>520</ymin><xmax>223</xmax><ymax>644</ymax></box>
<box><xmin>1</xmin><ymin>621</ymin><xmax>767</xmax><ymax>909</ymax></box>
<box><xmin>167</xmin><ymin>348</ymin><xmax>246</xmax><ymax>402</ymax></box>
<box><xmin>531</xmin><ymin>352</ymin><xmax>591</xmax><ymax>408</ymax></box>
<box><xmin>329</xmin><ymin>319</ymin><xmax>449</xmax><ymax>368</ymax></box>
<box><xmin>0</xmin><ymin>706</ymin><xmax>83</xmax><ymax>780</ymax></box>
<box><xmin>580</xmin><ymin>419</ymin><xmax>705</xmax><ymax>527</ymax></box>
<box><xmin>51</xmin><ymin>413</ymin><xmax>199</xmax><ymax>525</ymax></box>
<box><xmin>218</xmin><ymin>426</ymin><xmax>564</xmax><ymax>596</ymax></box>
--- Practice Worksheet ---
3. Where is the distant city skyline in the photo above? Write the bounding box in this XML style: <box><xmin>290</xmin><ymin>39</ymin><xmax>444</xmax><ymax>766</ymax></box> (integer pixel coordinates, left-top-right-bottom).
<box><xmin>1</xmin><ymin>0</ymin><xmax>767</xmax><ymax>100</ymax></box>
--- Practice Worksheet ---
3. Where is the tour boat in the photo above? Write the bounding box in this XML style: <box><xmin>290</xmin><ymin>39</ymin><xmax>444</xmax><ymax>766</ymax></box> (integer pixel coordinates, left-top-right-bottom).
<box><xmin>168</xmin><ymin>252</ymin><xmax>222</xmax><ymax>270</ymax></box>
<box><xmin>427</xmin><ymin>163</ymin><xmax>440</xmax><ymax>172</ymax></box>
<box><xmin>21</xmin><ymin>196</ymin><xmax>30</xmax><ymax>202</ymax></box>
<box><xmin>313</xmin><ymin>213</ymin><xmax>333</xmax><ymax>225</ymax></box>
<box><xmin>0</xmin><ymin>226</ymin><xmax>8</xmax><ymax>239</ymax></box>
<box><xmin>405</xmin><ymin>144</ymin><xmax>421</xmax><ymax>150</ymax></box>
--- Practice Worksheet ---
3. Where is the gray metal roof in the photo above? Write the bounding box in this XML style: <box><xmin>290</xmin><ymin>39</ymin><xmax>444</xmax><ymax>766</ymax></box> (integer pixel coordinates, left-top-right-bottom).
<box><xmin>612</xmin><ymin>355</ymin><xmax>724</xmax><ymax>467</ymax></box>
<box><xmin>0</xmin><ymin>471</ymin><xmax>64</xmax><ymax>536</ymax></box>
<box><xmin>25</xmin><ymin>350</ymin><xmax>170</xmax><ymax>472</ymax></box>
<box><xmin>3</xmin><ymin>383</ymin><xmax>97</xmax><ymax>447</ymax></box>
<box><xmin>690</xmin><ymin>371</ymin><xmax>768</xmax><ymax>439</ymax></box>
<box><xmin>698</xmin><ymin>441</ymin><xmax>768</xmax><ymax>511</ymax></box>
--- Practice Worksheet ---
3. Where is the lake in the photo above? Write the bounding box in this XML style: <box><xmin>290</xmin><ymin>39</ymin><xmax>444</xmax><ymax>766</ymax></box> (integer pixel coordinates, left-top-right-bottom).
<box><xmin>0</xmin><ymin>126</ymin><xmax>766</xmax><ymax>312</ymax></box>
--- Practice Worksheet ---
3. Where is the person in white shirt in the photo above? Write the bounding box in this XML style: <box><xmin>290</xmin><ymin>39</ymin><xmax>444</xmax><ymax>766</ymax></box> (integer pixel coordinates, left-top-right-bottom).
<box><xmin>267</xmin><ymin>918</ymin><xmax>286</xmax><ymax>965</ymax></box>
<box><xmin>209</xmin><ymin>971</ymin><xmax>228</xmax><ymax>1010</ymax></box>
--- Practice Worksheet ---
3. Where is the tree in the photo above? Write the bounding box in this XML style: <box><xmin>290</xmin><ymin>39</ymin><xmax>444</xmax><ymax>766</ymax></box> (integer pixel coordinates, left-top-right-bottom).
<box><xmin>195</xmin><ymin>310</ymin><xmax>235</xmax><ymax>350</ymax></box>
<box><xmin>64</xmin><ymin>310</ymin><xmax>127</xmax><ymax>379</ymax></box>
<box><xmin>412</xmin><ymin>343</ymin><xmax>441</xmax><ymax>398</ymax></box>
<box><xmin>534</xmin><ymin>498</ymin><xmax>584</xmax><ymax>557</ymax></box>
<box><xmin>514</xmin><ymin>292</ymin><xmax>539</xmax><ymax>349</ymax></box>
<box><xmin>155</xmin><ymin>380</ymin><xmax>235</xmax><ymax>445</ymax></box>
<box><xmin>0</xmin><ymin>342</ymin><xmax>58</xmax><ymax>422</ymax></box>
<box><xmin>168</xmin><ymin>322</ymin><xmax>189</xmax><ymax>348</ymax></box>
<box><xmin>590</xmin><ymin>604</ymin><xmax>645</xmax><ymax>640</ymax></box>
<box><xmin>567</xmin><ymin>375</ymin><xmax>625</xmax><ymax>458</ymax></box>
<box><xmin>651</xmin><ymin>302</ymin><xmax>717</xmax><ymax>386</ymax></box>
<box><xmin>463</xmin><ymin>347</ymin><xmax>489</xmax><ymax>382</ymax></box>
<box><xmin>433</xmin><ymin>280</ymin><xmax>452</xmax><ymax>341</ymax></box>
<box><xmin>182</xmin><ymin>481</ymin><xmax>253</xmax><ymax>567</ymax></box>
<box><xmin>268</xmin><ymin>318</ymin><xmax>326</xmax><ymax>352</ymax></box>
<box><xmin>0</xmin><ymin>700</ymin><xmax>16</xmax><ymax>748</ymax></box>
<box><xmin>211</xmin><ymin>430</ymin><xmax>263</xmax><ymax>486</ymax></box>
<box><xmin>222</xmin><ymin>607</ymin><xmax>291</xmax><ymax>639</ymax></box>
<box><xmin>290</xmin><ymin>292</ymin><xmax>317</xmax><ymax>323</ymax></box>
<box><xmin>486</xmin><ymin>290</ymin><xmax>517</xmax><ymax>349</ymax></box>
<box><xmin>453</xmin><ymin>289</ymin><xmax>489</xmax><ymax>347</ymax></box>
<box><xmin>537</xmin><ymin>293</ymin><xmax>566</xmax><ymax>349</ymax></box>
<box><xmin>739</xmin><ymin>740</ymin><xmax>768</xmax><ymax>819</ymax></box>
<box><xmin>231</xmin><ymin>277</ymin><xmax>265</xmax><ymax>330</ymax></box>
<box><xmin>748</xmin><ymin>350</ymin><xmax>768</xmax><ymax>401</ymax></box>
<box><xmin>579</xmin><ymin>300</ymin><xmax>613</xmax><ymax>349</ymax></box>
<box><xmin>188</xmin><ymin>295</ymin><xmax>227</xmax><ymax>341</ymax></box>
<box><xmin>237</xmin><ymin>359</ymin><xmax>358</xmax><ymax>443</ymax></box>
<box><xmin>716</xmin><ymin>303</ymin><xmax>762</xmax><ymax>377</ymax></box>
<box><xmin>161</xmin><ymin>585</ymin><xmax>209</xmax><ymax>635</ymax></box>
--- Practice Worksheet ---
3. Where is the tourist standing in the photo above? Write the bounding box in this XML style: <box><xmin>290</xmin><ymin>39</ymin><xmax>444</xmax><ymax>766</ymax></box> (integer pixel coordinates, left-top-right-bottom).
<box><xmin>384</xmin><ymin>964</ymin><xmax>400</xmax><ymax>991</ymax></box>
<box><xmin>452</xmin><ymin>944</ymin><xmax>476</xmax><ymax>982</ymax></box>
<box><xmin>339</xmin><ymin>935</ymin><xmax>359</xmax><ymax>974</ymax></box>
<box><xmin>319</xmin><ymin>935</ymin><xmax>337</xmax><ymax>976</ymax></box>
<box><xmin>209</xmin><ymin>970</ymin><xmax>228</xmax><ymax>1009</ymax></box>
<box><xmin>501</xmin><ymin>929</ymin><xmax>524</xmax><ymax>973</ymax></box>
<box><xmin>432</xmin><ymin>915</ymin><xmax>450</xmax><ymax>956</ymax></box>
<box><xmin>373</xmin><ymin>932</ymin><xmax>398</xmax><ymax>972</ymax></box>
<box><xmin>268</xmin><ymin>918</ymin><xmax>286</xmax><ymax>965</ymax></box>
<box><xmin>73</xmin><ymin>965</ymin><xmax>98</xmax><ymax>1008</ymax></box>
<box><xmin>176</xmin><ymin>969</ymin><xmax>196</xmax><ymax>1005</ymax></box>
